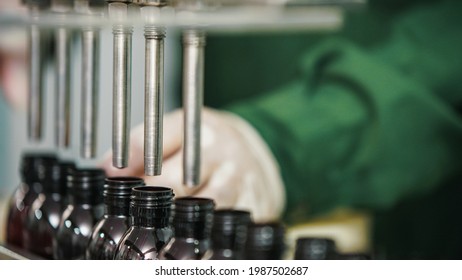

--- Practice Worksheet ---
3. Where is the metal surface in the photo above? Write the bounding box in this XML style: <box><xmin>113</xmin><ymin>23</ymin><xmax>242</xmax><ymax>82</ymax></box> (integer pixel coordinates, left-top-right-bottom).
<box><xmin>81</xmin><ymin>27</ymin><xmax>100</xmax><ymax>158</ymax></box>
<box><xmin>27</xmin><ymin>10</ymin><xmax>44</xmax><ymax>142</ymax></box>
<box><xmin>0</xmin><ymin>244</ymin><xmax>44</xmax><ymax>260</ymax></box>
<box><xmin>55</xmin><ymin>26</ymin><xmax>72</xmax><ymax>148</ymax></box>
<box><xmin>182</xmin><ymin>29</ymin><xmax>205</xmax><ymax>187</ymax></box>
<box><xmin>110</xmin><ymin>2</ymin><xmax>132</xmax><ymax>168</ymax></box>
<box><xmin>1</xmin><ymin>5</ymin><xmax>345</xmax><ymax>33</ymax></box>
<box><xmin>133</xmin><ymin>0</ymin><xmax>168</xmax><ymax>6</ymax></box>
<box><xmin>144</xmin><ymin>25</ymin><xmax>165</xmax><ymax>176</ymax></box>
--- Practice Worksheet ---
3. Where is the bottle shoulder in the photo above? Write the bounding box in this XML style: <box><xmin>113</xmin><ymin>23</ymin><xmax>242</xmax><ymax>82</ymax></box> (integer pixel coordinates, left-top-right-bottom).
<box><xmin>158</xmin><ymin>238</ymin><xmax>211</xmax><ymax>260</ymax></box>
<box><xmin>88</xmin><ymin>216</ymin><xmax>131</xmax><ymax>246</ymax></box>
<box><xmin>114</xmin><ymin>226</ymin><xmax>173</xmax><ymax>260</ymax></box>
<box><xmin>26</xmin><ymin>193</ymin><xmax>64</xmax><ymax>230</ymax></box>
<box><xmin>57</xmin><ymin>204</ymin><xmax>104</xmax><ymax>238</ymax></box>
<box><xmin>86</xmin><ymin>217</ymin><xmax>131</xmax><ymax>260</ymax></box>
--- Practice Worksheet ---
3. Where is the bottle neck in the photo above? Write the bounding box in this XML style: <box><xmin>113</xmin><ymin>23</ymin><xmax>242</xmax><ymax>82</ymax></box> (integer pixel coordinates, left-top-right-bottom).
<box><xmin>129</xmin><ymin>186</ymin><xmax>174</xmax><ymax>228</ymax></box>
<box><xmin>69</xmin><ymin>190</ymin><xmax>103</xmax><ymax>205</ymax></box>
<box><xmin>67</xmin><ymin>168</ymin><xmax>105</xmax><ymax>206</ymax></box>
<box><xmin>174</xmin><ymin>220</ymin><xmax>211</xmax><ymax>240</ymax></box>
<box><xmin>170</xmin><ymin>197</ymin><xmax>215</xmax><ymax>240</ymax></box>
<box><xmin>103</xmin><ymin>177</ymin><xmax>144</xmax><ymax>217</ymax></box>
<box><xmin>131</xmin><ymin>206</ymin><xmax>171</xmax><ymax>228</ymax></box>
<box><xmin>211</xmin><ymin>223</ymin><xmax>248</xmax><ymax>254</ymax></box>
<box><xmin>105</xmin><ymin>196</ymin><xmax>130</xmax><ymax>216</ymax></box>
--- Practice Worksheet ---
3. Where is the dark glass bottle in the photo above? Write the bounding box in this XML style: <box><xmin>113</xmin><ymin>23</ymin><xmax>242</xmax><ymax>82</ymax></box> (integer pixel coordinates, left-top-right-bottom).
<box><xmin>58</xmin><ymin>160</ymin><xmax>77</xmax><ymax>207</ymax></box>
<box><xmin>23</xmin><ymin>160</ymin><xmax>76</xmax><ymax>259</ymax></box>
<box><xmin>338</xmin><ymin>253</ymin><xmax>372</xmax><ymax>260</ymax></box>
<box><xmin>53</xmin><ymin>168</ymin><xmax>106</xmax><ymax>260</ymax></box>
<box><xmin>209</xmin><ymin>209</ymin><xmax>252</xmax><ymax>260</ymax></box>
<box><xmin>114</xmin><ymin>186</ymin><xmax>174</xmax><ymax>260</ymax></box>
<box><xmin>86</xmin><ymin>177</ymin><xmax>145</xmax><ymax>260</ymax></box>
<box><xmin>6</xmin><ymin>152</ymin><xmax>57</xmax><ymax>248</ymax></box>
<box><xmin>244</xmin><ymin>222</ymin><xmax>286</xmax><ymax>260</ymax></box>
<box><xmin>294</xmin><ymin>237</ymin><xmax>339</xmax><ymax>260</ymax></box>
<box><xmin>158</xmin><ymin>197</ymin><xmax>215</xmax><ymax>260</ymax></box>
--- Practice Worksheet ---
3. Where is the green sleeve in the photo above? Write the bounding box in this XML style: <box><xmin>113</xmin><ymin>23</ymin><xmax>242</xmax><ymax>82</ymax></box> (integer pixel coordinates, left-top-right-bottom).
<box><xmin>226</xmin><ymin>1</ymin><xmax>462</xmax><ymax>224</ymax></box>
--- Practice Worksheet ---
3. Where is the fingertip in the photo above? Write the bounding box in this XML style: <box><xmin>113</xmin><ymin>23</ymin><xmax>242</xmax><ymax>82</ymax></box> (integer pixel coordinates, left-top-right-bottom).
<box><xmin>1</xmin><ymin>55</ymin><xmax>27</xmax><ymax>110</ymax></box>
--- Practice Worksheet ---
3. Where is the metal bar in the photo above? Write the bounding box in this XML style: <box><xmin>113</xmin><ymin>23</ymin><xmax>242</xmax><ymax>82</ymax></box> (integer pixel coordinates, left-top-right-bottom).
<box><xmin>112</xmin><ymin>23</ymin><xmax>133</xmax><ymax>168</ymax></box>
<box><xmin>55</xmin><ymin>26</ymin><xmax>71</xmax><ymax>148</ymax></box>
<box><xmin>81</xmin><ymin>27</ymin><xmax>100</xmax><ymax>158</ymax></box>
<box><xmin>144</xmin><ymin>25</ymin><xmax>165</xmax><ymax>176</ymax></box>
<box><xmin>182</xmin><ymin>29</ymin><xmax>205</xmax><ymax>187</ymax></box>
<box><xmin>27</xmin><ymin>19</ymin><xmax>43</xmax><ymax>141</ymax></box>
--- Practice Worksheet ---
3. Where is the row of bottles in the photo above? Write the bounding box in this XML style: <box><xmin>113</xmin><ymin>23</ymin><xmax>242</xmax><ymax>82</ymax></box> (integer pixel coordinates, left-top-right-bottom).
<box><xmin>5</xmin><ymin>152</ymin><xmax>106</xmax><ymax>259</ymax></box>
<box><xmin>5</xmin><ymin>152</ymin><xmax>371</xmax><ymax>260</ymax></box>
<box><xmin>294</xmin><ymin>238</ymin><xmax>371</xmax><ymax>260</ymax></box>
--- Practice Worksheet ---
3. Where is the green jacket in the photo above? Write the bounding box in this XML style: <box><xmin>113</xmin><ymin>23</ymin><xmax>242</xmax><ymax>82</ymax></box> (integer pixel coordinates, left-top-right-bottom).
<box><xmin>203</xmin><ymin>0</ymin><xmax>462</xmax><ymax>259</ymax></box>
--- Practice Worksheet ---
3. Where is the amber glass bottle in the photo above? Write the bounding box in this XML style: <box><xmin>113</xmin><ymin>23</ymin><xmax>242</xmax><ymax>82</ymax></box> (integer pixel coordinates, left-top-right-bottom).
<box><xmin>86</xmin><ymin>177</ymin><xmax>145</xmax><ymax>260</ymax></box>
<box><xmin>209</xmin><ymin>209</ymin><xmax>252</xmax><ymax>260</ymax></box>
<box><xmin>244</xmin><ymin>222</ymin><xmax>286</xmax><ymax>260</ymax></box>
<box><xmin>158</xmin><ymin>197</ymin><xmax>215</xmax><ymax>260</ymax></box>
<box><xmin>53</xmin><ymin>168</ymin><xmax>106</xmax><ymax>260</ymax></box>
<box><xmin>294</xmin><ymin>237</ymin><xmax>339</xmax><ymax>260</ymax></box>
<box><xmin>6</xmin><ymin>152</ymin><xmax>57</xmax><ymax>249</ymax></box>
<box><xmin>23</xmin><ymin>160</ymin><xmax>76</xmax><ymax>259</ymax></box>
<box><xmin>114</xmin><ymin>186</ymin><xmax>174</xmax><ymax>260</ymax></box>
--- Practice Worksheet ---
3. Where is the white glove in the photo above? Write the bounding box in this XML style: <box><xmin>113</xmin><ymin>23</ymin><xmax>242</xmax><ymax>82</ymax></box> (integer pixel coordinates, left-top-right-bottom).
<box><xmin>100</xmin><ymin>107</ymin><xmax>286</xmax><ymax>222</ymax></box>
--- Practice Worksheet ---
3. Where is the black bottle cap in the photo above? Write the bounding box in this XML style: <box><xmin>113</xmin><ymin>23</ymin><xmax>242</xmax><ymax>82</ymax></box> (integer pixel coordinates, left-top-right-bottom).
<box><xmin>294</xmin><ymin>237</ymin><xmax>338</xmax><ymax>260</ymax></box>
<box><xmin>172</xmin><ymin>197</ymin><xmax>215</xmax><ymax>239</ymax></box>
<box><xmin>244</xmin><ymin>222</ymin><xmax>286</xmax><ymax>260</ymax></box>
<box><xmin>67</xmin><ymin>168</ymin><xmax>106</xmax><ymax>205</ymax></box>
<box><xmin>104</xmin><ymin>177</ymin><xmax>145</xmax><ymax>216</ymax></box>
<box><xmin>130</xmin><ymin>186</ymin><xmax>174</xmax><ymax>227</ymax></box>
<box><xmin>211</xmin><ymin>209</ymin><xmax>252</xmax><ymax>251</ymax></box>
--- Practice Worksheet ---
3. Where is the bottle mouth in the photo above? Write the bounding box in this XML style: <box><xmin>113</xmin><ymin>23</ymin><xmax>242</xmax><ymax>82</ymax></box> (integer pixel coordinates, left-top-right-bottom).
<box><xmin>68</xmin><ymin>168</ymin><xmax>106</xmax><ymax>181</ymax></box>
<box><xmin>174</xmin><ymin>196</ymin><xmax>215</xmax><ymax>210</ymax></box>
<box><xmin>104</xmin><ymin>177</ymin><xmax>145</xmax><ymax>197</ymax></box>
<box><xmin>213</xmin><ymin>209</ymin><xmax>252</xmax><ymax>225</ymax></box>
<box><xmin>106</xmin><ymin>176</ymin><xmax>145</xmax><ymax>184</ymax></box>
<box><xmin>51</xmin><ymin>161</ymin><xmax>76</xmax><ymax>181</ymax></box>
<box><xmin>245</xmin><ymin>222</ymin><xmax>286</xmax><ymax>248</ymax></box>
<box><xmin>21</xmin><ymin>152</ymin><xmax>58</xmax><ymax>182</ymax></box>
<box><xmin>294</xmin><ymin>237</ymin><xmax>338</xmax><ymax>260</ymax></box>
<box><xmin>211</xmin><ymin>209</ymin><xmax>252</xmax><ymax>240</ymax></box>
<box><xmin>172</xmin><ymin>197</ymin><xmax>215</xmax><ymax>222</ymax></box>
<box><xmin>130</xmin><ymin>186</ymin><xmax>174</xmax><ymax>208</ymax></box>
<box><xmin>67</xmin><ymin>168</ymin><xmax>106</xmax><ymax>192</ymax></box>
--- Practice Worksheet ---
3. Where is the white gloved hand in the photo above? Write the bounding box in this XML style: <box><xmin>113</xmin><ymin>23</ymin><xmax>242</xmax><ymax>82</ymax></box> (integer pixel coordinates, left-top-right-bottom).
<box><xmin>100</xmin><ymin>107</ymin><xmax>286</xmax><ymax>222</ymax></box>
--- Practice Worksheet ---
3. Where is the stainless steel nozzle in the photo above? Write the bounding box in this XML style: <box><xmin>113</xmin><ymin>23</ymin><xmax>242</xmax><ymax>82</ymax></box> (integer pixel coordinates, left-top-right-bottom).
<box><xmin>144</xmin><ymin>25</ymin><xmax>166</xmax><ymax>176</ymax></box>
<box><xmin>182</xmin><ymin>29</ymin><xmax>205</xmax><ymax>187</ymax></box>
<box><xmin>26</xmin><ymin>1</ymin><xmax>50</xmax><ymax>142</ymax></box>
<box><xmin>28</xmin><ymin>21</ymin><xmax>44</xmax><ymax>141</ymax></box>
<box><xmin>108</xmin><ymin>1</ymin><xmax>133</xmax><ymax>169</ymax></box>
<box><xmin>55</xmin><ymin>26</ymin><xmax>72</xmax><ymax>148</ymax></box>
<box><xmin>112</xmin><ymin>24</ymin><xmax>133</xmax><ymax>168</ymax></box>
<box><xmin>80</xmin><ymin>27</ymin><xmax>100</xmax><ymax>158</ymax></box>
